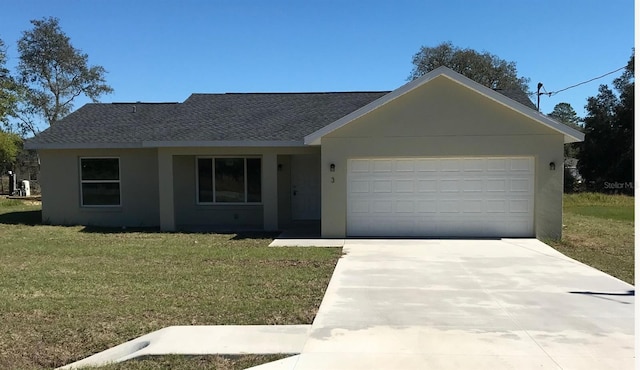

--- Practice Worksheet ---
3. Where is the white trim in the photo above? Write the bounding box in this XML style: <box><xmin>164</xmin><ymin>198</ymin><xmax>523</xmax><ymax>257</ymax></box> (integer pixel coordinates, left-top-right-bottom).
<box><xmin>79</xmin><ymin>157</ymin><xmax>122</xmax><ymax>207</ymax></box>
<box><xmin>304</xmin><ymin>66</ymin><xmax>584</xmax><ymax>145</ymax></box>
<box><xmin>26</xmin><ymin>140</ymin><xmax>305</xmax><ymax>150</ymax></box>
<box><xmin>195</xmin><ymin>156</ymin><xmax>263</xmax><ymax>205</ymax></box>
<box><xmin>144</xmin><ymin>140</ymin><xmax>304</xmax><ymax>148</ymax></box>
<box><xmin>25</xmin><ymin>142</ymin><xmax>143</xmax><ymax>150</ymax></box>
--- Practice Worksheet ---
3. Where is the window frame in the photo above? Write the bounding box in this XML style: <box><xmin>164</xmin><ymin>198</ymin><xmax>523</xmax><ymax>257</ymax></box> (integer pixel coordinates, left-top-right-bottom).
<box><xmin>196</xmin><ymin>156</ymin><xmax>262</xmax><ymax>205</ymax></box>
<box><xmin>79</xmin><ymin>157</ymin><xmax>122</xmax><ymax>207</ymax></box>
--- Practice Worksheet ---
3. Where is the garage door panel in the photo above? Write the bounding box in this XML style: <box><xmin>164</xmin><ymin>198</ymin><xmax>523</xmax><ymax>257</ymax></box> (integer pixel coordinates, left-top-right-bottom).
<box><xmin>347</xmin><ymin>157</ymin><xmax>534</xmax><ymax>237</ymax></box>
<box><xmin>440</xmin><ymin>179</ymin><xmax>460</xmax><ymax>192</ymax></box>
<box><xmin>394</xmin><ymin>180</ymin><xmax>415</xmax><ymax>193</ymax></box>
<box><xmin>511</xmin><ymin>158</ymin><xmax>533</xmax><ymax>171</ymax></box>
<box><xmin>487</xmin><ymin>179</ymin><xmax>507</xmax><ymax>192</ymax></box>
<box><xmin>416</xmin><ymin>159</ymin><xmax>438</xmax><ymax>172</ymax></box>
<box><xmin>463</xmin><ymin>179</ymin><xmax>483</xmax><ymax>192</ymax></box>
<box><xmin>416</xmin><ymin>200</ymin><xmax>437</xmax><ymax>213</ymax></box>
<box><xmin>351</xmin><ymin>181</ymin><xmax>370</xmax><ymax>193</ymax></box>
<box><xmin>439</xmin><ymin>159</ymin><xmax>461</xmax><ymax>171</ymax></box>
<box><xmin>487</xmin><ymin>200</ymin><xmax>507</xmax><ymax>213</ymax></box>
<box><xmin>510</xmin><ymin>178</ymin><xmax>530</xmax><ymax>192</ymax></box>
<box><xmin>463</xmin><ymin>158</ymin><xmax>485</xmax><ymax>172</ymax></box>
<box><xmin>461</xmin><ymin>199</ymin><xmax>484</xmax><ymax>213</ymax></box>
<box><xmin>372</xmin><ymin>200</ymin><xmax>393</xmax><ymax>213</ymax></box>
<box><xmin>350</xmin><ymin>159</ymin><xmax>371</xmax><ymax>173</ymax></box>
<box><xmin>438</xmin><ymin>200</ymin><xmax>459</xmax><ymax>213</ymax></box>
<box><xmin>350</xmin><ymin>200</ymin><xmax>370</xmax><ymax>213</ymax></box>
<box><xmin>509</xmin><ymin>199</ymin><xmax>531</xmax><ymax>213</ymax></box>
<box><xmin>373</xmin><ymin>180</ymin><xmax>392</xmax><ymax>193</ymax></box>
<box><xmin>373</xmin><ymin>160</ymin><xmax>393</xmax><ymax>172</ymax></box>
<box><xmin>396</xmin><ymin>200</ymin><xmax>415</xmax><ymax>213</ymax></box>
<box><xmin>417</xmin><ymin>180</ymin><xmax>437</xmax><ymax>192</ymax></box>
<box><xmin>395</xmin><ymin>160</ymin><xmax>415</xmax><ymax>172</ymax></box>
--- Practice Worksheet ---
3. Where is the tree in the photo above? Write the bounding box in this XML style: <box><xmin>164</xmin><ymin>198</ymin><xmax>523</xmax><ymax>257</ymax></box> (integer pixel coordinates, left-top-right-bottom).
<box><xmin>548</xmin><ymin>102</ymin><xmax>583</xmax><ymax>192</ymax></box>
<box><xmin>548</xmin><ymin>103</ymin><xmax>581</xmax><ymax>130</ymax></box>
<box><xmin>409</xmin><ymin>42</ymin><xmax>530</xmax><ymax>94</ymax></box>
<box><xmin>548</xmin><ymin>102</ymin><xmax>582</xmax><ymax>159</ymax></box>
<box><xmin>16</xmin><ymin>17</ymin><xmax>113</xmax><ymax>135</ymax></box>
<box><xmin>577</xmin><ymin>53</ymin><xmax>634</xmax><ymax>194</ymax></box>
<box><xmin>0</xmin><ymin>39</ymin><xmax>22</xmax><ymax>184</ymax></box>
<box><xmin>0</xmin><ymin>38</ymin><xmax>20</xmax><ymax>128</ymax></box>
<box><xmin>0</xmin><ymin>130</ymin><xmax>21</xmax><ymax>172</ymax></box>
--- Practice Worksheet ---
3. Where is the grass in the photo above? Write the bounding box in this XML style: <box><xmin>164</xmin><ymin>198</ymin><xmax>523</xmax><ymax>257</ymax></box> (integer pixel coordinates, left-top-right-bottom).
<box><xmin>0</xmin><ymin>198</ymin><xmax>341</xmax><ymax>370</ymax></box>
<box><xmin>98</xmin><ymin>355</ymin><xmax>289</xmax><ymax>370</ymax></box>
<box><xmin>548</xmin><ymin>193</ymin><xmax>634</xmax><ymax>285</ymax></box>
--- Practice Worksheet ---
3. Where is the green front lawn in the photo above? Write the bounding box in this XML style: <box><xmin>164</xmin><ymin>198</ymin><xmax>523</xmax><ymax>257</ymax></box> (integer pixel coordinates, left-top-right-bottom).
<box><xmin>0</xmin><ymin>199</ymin><xmax>340</xmax><ymax>370</ymax></box>
<box><xmin>548</xmin><ymin>193</ymin><xmax>634</xmax><ymax>284</ymax></box>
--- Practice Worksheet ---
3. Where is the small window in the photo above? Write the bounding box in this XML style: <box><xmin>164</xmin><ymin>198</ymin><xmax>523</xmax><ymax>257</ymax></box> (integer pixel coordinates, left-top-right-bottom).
<box><xmin>197</xmin><ymin>157</ymin><xmax>261</xmax><ymax>204</ymax></box>
<box><xmin>80</xmin><ymin>158</ymin><xmax>121</xmax><ymax>206</ymax></box>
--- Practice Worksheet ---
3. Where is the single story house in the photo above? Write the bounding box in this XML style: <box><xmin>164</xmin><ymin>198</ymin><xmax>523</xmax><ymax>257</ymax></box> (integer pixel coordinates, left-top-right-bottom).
<box><xmin>26</xmin><ymin>67</ymin><xmax>584</xmax><ymax>239</ymax></box>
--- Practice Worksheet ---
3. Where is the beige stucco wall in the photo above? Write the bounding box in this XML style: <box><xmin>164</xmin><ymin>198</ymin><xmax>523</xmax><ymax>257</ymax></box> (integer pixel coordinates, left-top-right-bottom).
<box><xmin>157</xmin><ymin>146</ymin><xmax>318</xmax><ymax>231</ymax></box>
<box><xmin>321</xmin><ymin>76</ymin><xmax>564</xmax><ymax>239</ymax></box>
<box><xmin>38</xmin><ymin>148</ymin><xmax>160</xmax><ymax>227</ymax></box>
<box><xmin>173</xmin><ymin>155</ymin><xmax>263</xmax><ymax>229</ymax></box>
<box><xmin>39</xmin><ymin>146</ymin><xmax>319</xmax><ymax>231</ymax></box>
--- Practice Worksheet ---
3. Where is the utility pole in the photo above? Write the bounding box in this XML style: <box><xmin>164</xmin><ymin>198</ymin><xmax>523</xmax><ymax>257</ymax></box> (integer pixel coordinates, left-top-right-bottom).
<box><xmin>537</xmin><ymin>82</ymin><xmax>543</xmax><ymax>111</ymax></box>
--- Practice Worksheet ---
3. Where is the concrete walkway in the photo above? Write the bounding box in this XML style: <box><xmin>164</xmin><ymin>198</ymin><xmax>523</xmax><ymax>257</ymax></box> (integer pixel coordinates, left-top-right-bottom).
<box><xmin>57</xmin><ymin>325</ymin><xmax>311</xmax><ymax>369</ymax></box>
<box><xmin>254</xmin><ymin>238</ymin><xmax>635</xmax><ymax>369</ymax></box>
<box><xmin>59</xmin><ymin>238</ymin><xmax>634</xmax><ymax>369</ymax></box>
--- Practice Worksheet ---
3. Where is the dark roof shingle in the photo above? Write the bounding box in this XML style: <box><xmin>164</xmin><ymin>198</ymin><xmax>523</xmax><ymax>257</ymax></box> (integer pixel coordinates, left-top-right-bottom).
<box><xmin>26</xmin><ymin>89</ymin><xmax>536</xmax><ymax>148</ymax></box>
<box><xmin>26</xmin><ymin>92</ymin><xmax>389</xmax><ymax>147</ymax></box>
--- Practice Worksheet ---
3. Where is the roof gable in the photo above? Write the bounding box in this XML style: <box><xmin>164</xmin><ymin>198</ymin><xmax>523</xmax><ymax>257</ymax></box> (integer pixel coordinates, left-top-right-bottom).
<box><xmin>304</xmin><ymin>66</ymin><xmax>584</xmax><ymax>145</ymax></box>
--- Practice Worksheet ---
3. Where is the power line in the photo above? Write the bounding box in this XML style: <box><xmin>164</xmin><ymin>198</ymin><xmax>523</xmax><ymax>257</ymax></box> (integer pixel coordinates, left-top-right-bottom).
<box><xmin>540</xmin><ymin>66</ymin><xmax>626</xmax><ymax>97</ymax></box>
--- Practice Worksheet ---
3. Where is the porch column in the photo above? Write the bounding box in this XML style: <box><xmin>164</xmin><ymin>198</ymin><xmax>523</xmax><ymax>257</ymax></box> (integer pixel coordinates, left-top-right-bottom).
<box><xmin>158</xmin><ymin>148</ymin><xmax>175</xmax><ymax>231</ymax></box>
<box><xmin>262</xmin><ymin>153</ymin><xmax>278</xmax><ymax>231</ymax></box>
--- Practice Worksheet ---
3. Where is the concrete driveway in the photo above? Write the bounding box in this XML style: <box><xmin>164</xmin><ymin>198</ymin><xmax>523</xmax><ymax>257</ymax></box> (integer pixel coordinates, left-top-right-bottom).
<box><xmin>264</xmin><ymin>239</ymin><xmax>634</xmax><ymax>369</ymax></box>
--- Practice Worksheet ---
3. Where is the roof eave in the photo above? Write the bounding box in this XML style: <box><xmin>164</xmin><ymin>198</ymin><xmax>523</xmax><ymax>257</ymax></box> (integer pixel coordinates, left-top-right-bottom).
<box><xmin>24</xmin><ymin>142</ymin><xmax>144</xmax><ymax>150</ymax></box>
<box><xmin>144</xmin><ymin>140</ymin><xmax>305</xmax><ymax>148</ymax></box>
<box><xmin>25</xmin><ymin>140</ymin><xmax>306</xmax><ymax>150</ymax></box>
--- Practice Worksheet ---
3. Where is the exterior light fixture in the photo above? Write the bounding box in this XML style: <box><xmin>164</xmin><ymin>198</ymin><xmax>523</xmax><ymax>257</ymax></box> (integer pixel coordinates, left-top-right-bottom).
<box><xmin>549</xmin><ymin>162</ymin><xmax>556</xmax><ymax>171</ymax></box>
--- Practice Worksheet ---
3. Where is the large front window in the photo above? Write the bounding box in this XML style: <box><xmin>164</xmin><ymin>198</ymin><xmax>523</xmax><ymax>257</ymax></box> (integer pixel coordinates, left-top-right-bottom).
<box><xmin>197</xmin><ymin>157</ymin><xmax>261</xmax><ymax>203</ymax></box>
<box><xmin>80</xmin><ymin>158</ymin><xmax>120</xmax><ymax>206</ymax></box>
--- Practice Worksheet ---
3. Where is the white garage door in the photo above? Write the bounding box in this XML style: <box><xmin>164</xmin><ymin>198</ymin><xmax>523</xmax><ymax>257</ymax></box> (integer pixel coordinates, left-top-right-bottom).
<box><xmin>347</xmin><ymin>157</ymin><xmax>534</xmax><ymax>237</ymax></box>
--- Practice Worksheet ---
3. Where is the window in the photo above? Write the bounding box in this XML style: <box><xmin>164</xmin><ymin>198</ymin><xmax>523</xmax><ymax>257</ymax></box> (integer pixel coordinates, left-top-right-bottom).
<box><xmin>197</xmin><ymin>157</ymin><xmax>261</xmax><ymax>204</ymax></box>
<box><xmin>80</xmin><ymin>158</ymin><xmax>121</xmax><ymax>206</ymax></box>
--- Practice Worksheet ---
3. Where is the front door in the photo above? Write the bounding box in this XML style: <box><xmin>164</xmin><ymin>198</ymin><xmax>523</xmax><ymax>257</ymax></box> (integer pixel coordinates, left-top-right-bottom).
<box><xmin>291</xmin><ymin>154</ymin><xmax>321</xmax><ymax>220</ymax></box>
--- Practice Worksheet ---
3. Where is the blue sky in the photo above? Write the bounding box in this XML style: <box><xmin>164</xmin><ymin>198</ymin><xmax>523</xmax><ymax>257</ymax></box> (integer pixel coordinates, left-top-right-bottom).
<box><xmin>1</xmin><ymin>0</ymin><xmax>634</xmax><ymax>125</ymax></box>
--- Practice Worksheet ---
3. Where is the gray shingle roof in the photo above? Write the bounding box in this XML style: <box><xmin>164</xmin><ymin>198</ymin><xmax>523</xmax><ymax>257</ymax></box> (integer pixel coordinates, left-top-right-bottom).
<box><xmin>494</xmin><ymin>89</ymin><xmax>537</xmax><ymax>110</ymax></box>
<box><xmin>162</xmin><ymin>92</ymin><xmax>390</xmax><ymax>141</ymax></box>
<box><xmin>26</xmin><ymin>89</ymin><xmax>535</xmax><ymax>148</ymax></box>
<box><xmin>27</xmin><ymin>102</ymin><xmax>181</xmax><ymax>146</ymax></box>
<box><xmin>26</xmin><ymin>92</ymin><xmax>389</xmax><ymax>148</ymax></box>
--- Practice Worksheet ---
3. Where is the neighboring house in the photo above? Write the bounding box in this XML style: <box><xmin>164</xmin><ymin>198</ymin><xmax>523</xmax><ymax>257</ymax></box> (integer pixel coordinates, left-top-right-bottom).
<box><xmin>26</xmin><ymin>67</ymin><xmax>584</xmax><ymax>239</ymax></box>
<box><xmin>564</xmin><ymin>158</ymin><xmax>583</xmax><ymax>183</ymax></box>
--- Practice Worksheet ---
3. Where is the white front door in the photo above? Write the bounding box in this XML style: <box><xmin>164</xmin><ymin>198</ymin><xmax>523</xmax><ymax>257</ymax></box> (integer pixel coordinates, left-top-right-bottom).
<box><xmin>347</xmin><ymin>157</ymin><xmax>535</xmax><ymax>237</ymax></box>
<box><xmin>291</xmin><ymin>154</ymin><xmax>321</xmax><ymax>220</ymax></box>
